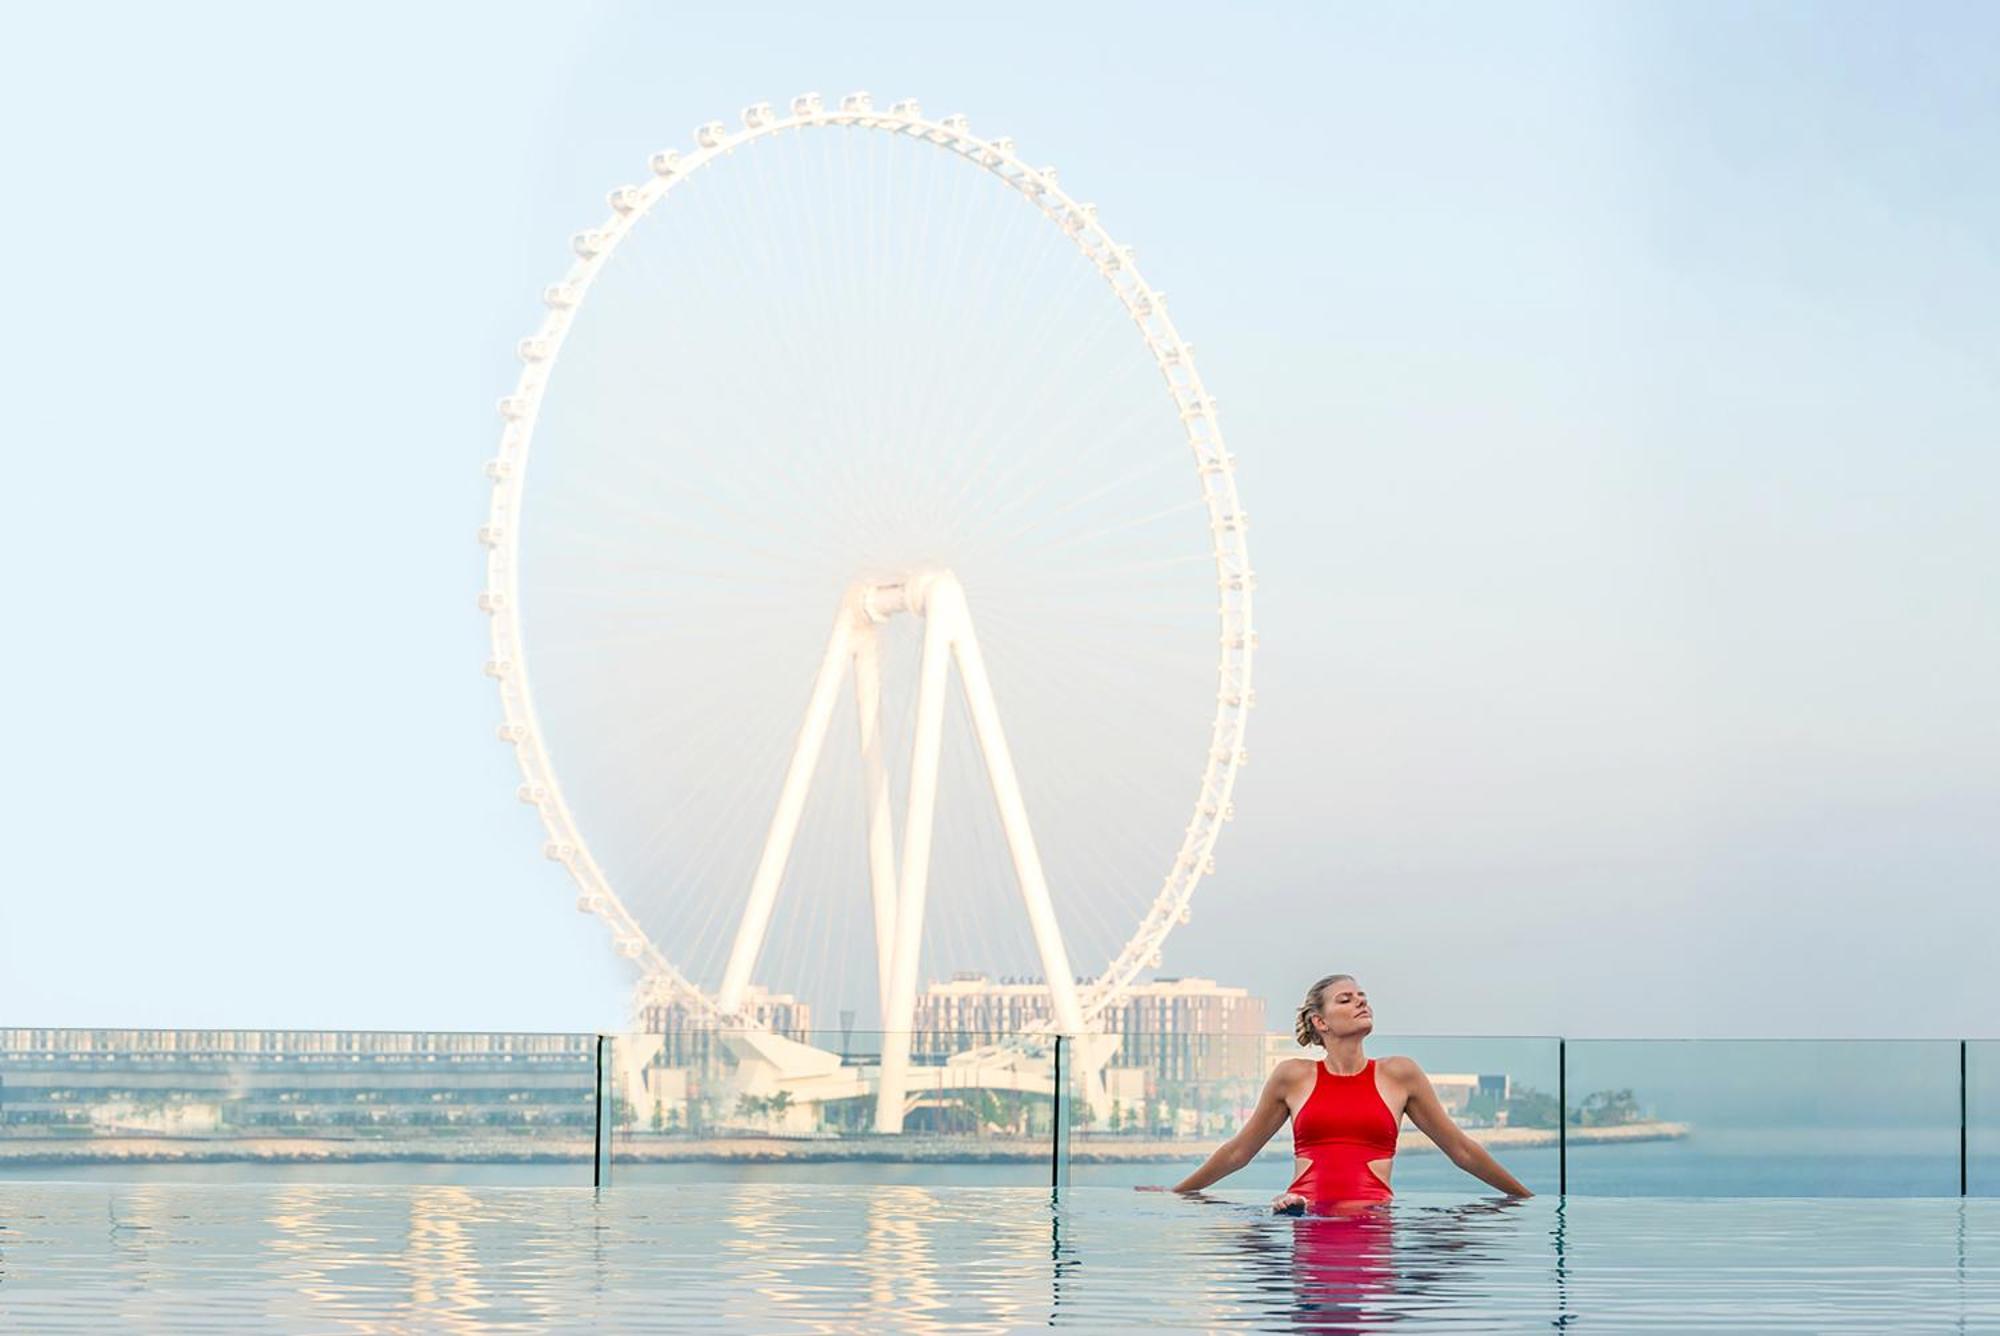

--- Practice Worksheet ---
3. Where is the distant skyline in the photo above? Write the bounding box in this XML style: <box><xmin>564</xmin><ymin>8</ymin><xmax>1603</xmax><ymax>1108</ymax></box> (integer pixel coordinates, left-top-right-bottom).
<box><xmin>1</xmin><ymin>1</ymin><xmax>1994</xmax><ymax>1039</ymax></box>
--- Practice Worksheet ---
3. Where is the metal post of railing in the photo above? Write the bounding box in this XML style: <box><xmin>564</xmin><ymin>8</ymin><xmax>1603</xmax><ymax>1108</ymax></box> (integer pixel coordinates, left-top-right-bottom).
<box><xmin>1557</xmin><ymin>1038</ymin><xmax>1567</xmax><ymax>1197</ymax></box>
<box><xmin>1051</xmin><ymin>1034</ymin><xmax>1068</xmax><ymax>1193</ymax></box>
<box><xmin>1961</xmin><ymin>1038</ymin><xmax>1969</xmax><ymax>1198</ymax></box>
<box><xmin>593</xmin><ymin>1034</ymin><xmax>608</xmax><ymax>1190</ymax></box>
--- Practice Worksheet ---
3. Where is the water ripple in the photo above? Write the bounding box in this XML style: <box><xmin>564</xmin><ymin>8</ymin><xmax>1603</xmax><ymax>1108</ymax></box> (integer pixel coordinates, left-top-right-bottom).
<box><xmin>0</xmin><ymin>1184</ymin><xmax>1995</xmax><ymax>1330</ymax></box>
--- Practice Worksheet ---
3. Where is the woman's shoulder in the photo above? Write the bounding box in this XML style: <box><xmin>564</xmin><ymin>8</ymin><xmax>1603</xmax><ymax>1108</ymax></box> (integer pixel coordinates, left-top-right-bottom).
<box><xmin>1269</xmin><ymin>1056</ymin><xmax>1319</xmax><ymax>1086</ymax></box>
<box><xmin>1375</xmin><ymin>1054</ymin><xmax>1424</xmax><ymax>1082</ymax></box>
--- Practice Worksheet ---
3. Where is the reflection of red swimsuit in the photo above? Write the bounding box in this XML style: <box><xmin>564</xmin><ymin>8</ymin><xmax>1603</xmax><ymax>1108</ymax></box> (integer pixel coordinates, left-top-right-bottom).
<box><xmin>1289</xmin><ymin>1059</ymin><xmax>1399</xmax><ymax>1204</ymax></box>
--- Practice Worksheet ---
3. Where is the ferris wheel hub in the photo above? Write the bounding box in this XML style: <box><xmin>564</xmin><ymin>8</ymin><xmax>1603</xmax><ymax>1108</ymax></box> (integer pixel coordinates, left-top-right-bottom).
<box><xmin>857</xmin><ymin>569</ymin><xmax>952</xmax><ymax>623</ymax></box>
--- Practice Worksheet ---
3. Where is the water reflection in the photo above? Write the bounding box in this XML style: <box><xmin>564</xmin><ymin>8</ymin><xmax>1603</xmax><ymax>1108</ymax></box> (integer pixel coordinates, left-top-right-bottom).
<box><xmin>863</xmin><ymin>1184</ymin><xmax>945</xmax><ymax>1326</ymax></box>
<box><xmin>1049</xmin><ymin>1187</ymin><xmax>1081</xmax><ymax>1325</ymax></box>
<box><xmin>262</xmin><ymin>1185</ymin><xmax>346</xmax><ymax>1323</ymax></box>
<box><xmin>1244</xmin><ymin>1204</ymin><xmax>1398</xmax><ymax>1332</ymax></box>
<box><xmin>2</xmin><ymin>1184</ymin><xmax>1993</xmax><ymax>1330</ymax></box>
<box><xmin>403</xmin><ymin>1186</ymin><xmax>484</xmax><ymax>1329</ymax></box>
<box><xmin>1551</xmin><ymin>1198</ymin><xmax>1573</xmax><ymax>1330</ymax></box>
<box><xmin>1166</xmin><ymin>1195</ymin><xmax>1536</xmax><ymax>1331</ymax></box>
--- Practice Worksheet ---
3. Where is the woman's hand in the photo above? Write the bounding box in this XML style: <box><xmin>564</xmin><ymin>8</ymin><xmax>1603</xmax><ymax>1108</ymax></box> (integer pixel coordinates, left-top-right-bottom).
<box><xmin>1385</xmin><ymin>1055</ymin><xmax>1535</xmax><ymax>1198</ymax></box>
<box><xmin>1164</xmin><ymin>1063</ymin><xmax>1303</xmax><ymax>1195</ymax></box>
<box><xmin>1270</xmin><ymin>1192</ymin><xmax>1308</xmax><ymax>1215</ymax></box>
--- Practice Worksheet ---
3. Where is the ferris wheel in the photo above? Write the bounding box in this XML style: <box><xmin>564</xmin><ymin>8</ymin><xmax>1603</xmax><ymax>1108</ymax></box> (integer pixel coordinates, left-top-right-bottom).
<box><xmin>481</xmin><ymin>94</ymin><xmax>1253</xmax><ymax>1122</ymax></box>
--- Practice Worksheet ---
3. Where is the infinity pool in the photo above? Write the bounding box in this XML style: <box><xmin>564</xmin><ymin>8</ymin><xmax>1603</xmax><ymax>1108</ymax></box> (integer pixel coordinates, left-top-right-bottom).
<box><xmin>3</xmin><ymin>1184</ymin><xmax>1995</xmax><ymax>1330</ymax></box>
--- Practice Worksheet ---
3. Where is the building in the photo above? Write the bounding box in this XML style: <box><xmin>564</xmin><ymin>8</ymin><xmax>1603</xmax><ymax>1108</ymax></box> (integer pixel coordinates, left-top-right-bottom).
<box><xmin>1109</xmin><ymin>977</ymin><xmax>1268</xmax><ymax>1085</ymax></box>
<box><xmin>1431</xmin><ymin>1072</ymin><xmax>1510</xmax><ymax>1119</ymax></box>
<box><xmin>911</xmin><ymin>972</ymin><xmax>1060</xmax><ymax>1056</ymax></box>
<box><xmin>638</xmin><ymin>984</ymin><xmax>813</xmax><ymax>1067</ymax></box>
<box><xmin>0</xmin><ymin>1028</ymin><xmax>597</xmax><ymax>1134</ymax></box>
<box><xmin>912</xmin><ymin>974</ymin><xmax>1268</xmax><ymax>1083</ymax></box>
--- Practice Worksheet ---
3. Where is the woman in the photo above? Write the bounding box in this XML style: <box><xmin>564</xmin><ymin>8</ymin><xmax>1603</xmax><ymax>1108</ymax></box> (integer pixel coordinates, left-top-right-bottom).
<box><xmin>1165</xmin><ymin>974</ymin><xmax>1533</xmax><ymax>1210</ymax></box>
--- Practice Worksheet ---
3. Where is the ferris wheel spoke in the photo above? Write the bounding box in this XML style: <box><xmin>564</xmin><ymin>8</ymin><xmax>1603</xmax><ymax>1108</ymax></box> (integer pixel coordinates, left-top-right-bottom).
<box><xmin>904</xmin><ymin>234</ymin><xmax>1115</xmax><ymax>523</ymax></box>
<box><xmin>561</xmin><ymin>720</ymin><xmax>794</xmax><ymax>895</ymax></box>
<box><xmin>982</xmin><ymin>441</ymin><xmax>1188</xmax><ymax>552</ymax></box>
<box><xmin>948</xmin><ymin>343</ymin><xmax>1161</xmax><ymax>542</ymax></box>
<box><xmin>630</xmin><ymin>182</ymin><xmax>855</xmax><ymax>529</ymax></box>
<box><xmin>535</xmin><ymin>469</ymin><xmax>848</xmax><ymax>575</ymax></box>
<box><xmin>886</xmin><ymin>146</ymin><xmax>984</xmax><ymax>507</ymax></box>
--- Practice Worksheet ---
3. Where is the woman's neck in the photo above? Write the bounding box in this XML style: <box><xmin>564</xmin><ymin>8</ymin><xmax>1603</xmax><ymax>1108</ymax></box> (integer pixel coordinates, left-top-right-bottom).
<box><xmin>1322</xmin><ymin>1035</ymin><xmax>1368</xmax><ymax>1074</ymax></box>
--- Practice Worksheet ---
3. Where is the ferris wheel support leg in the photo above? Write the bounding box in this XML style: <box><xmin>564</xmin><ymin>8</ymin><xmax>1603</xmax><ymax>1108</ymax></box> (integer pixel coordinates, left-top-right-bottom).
<box><xmin>940</xmin><ymin>578</ymin><xmax>1086</xmax><ymax>1038</ymax></box>
<box><xmin>853</xmin><ymin>624</ymin><xmax>900</xmax><ymax>1024</ymax></box>
<box><xmin>717</xmin><ymin>606</ymin><xmax>856</xmax><ymax>1017</ymax></box>
<box><xmin>874</xmin><ymin>601</ymin><xmax>955</xmax><ymax>1134</ymax></box>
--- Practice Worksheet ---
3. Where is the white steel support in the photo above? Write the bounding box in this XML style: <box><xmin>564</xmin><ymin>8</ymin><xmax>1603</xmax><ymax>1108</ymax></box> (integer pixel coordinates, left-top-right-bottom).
<box><xmin>873</xmin><ymin>587</ymin><xmax>956</xmax><ymax>1132</ymax></box>
<box><xmin>701</xmin><ymin>569</ymin><xmax>1087</xmax><ymax>1132</ymax></box>
<box><xmin>871</xmin><ymin>573</ymin><xmax>1086</xmax><ymax>1131</ymax></box>
<box><xmin>941</xmin><ymin>580</ymin><xmax>1086</xmax><ymax>1037</ymax></box>
<box><xmin>852</xmin><ymin>624</ymin><xmax>900</xmax><ymax>1023</ymax></box>
<box><xmin>716</xmin><ymin>600</ymin><xmax>856</xmax><ymax>1015</ymax></box>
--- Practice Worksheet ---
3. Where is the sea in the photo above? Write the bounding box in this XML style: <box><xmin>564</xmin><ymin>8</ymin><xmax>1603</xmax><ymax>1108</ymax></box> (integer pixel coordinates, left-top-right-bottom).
<box><xmin>0</xmin><ymin>1128</ymin><xmax>1984</xmax><ymax>1198</ymax></box>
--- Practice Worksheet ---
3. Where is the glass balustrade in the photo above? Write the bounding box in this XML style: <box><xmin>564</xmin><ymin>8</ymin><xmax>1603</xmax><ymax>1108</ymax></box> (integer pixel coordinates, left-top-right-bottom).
<box><xmin>1969</xmin><ymin>1040</ymin><xmax>1998</xmax><ymax>1196</ymax></box>
<box><xmin>603</xmin><ymin>1030</ymin><xmax>1061</xmax><ymax>1186</ymax></box>
<box><xmin>1561</xmin><ymin>1039</ymin><xmax>1962</xmax><ymax>1196</ymax></box>
<box><xmin>3</xmin><ymin>1027</ymin><xmax>1986</xmax><ymax>1196</ymax></box>
<box><xmin>1060</xmin><ymin>1033</ymin><xmax>1562</xmax><ymax>1196</ymax></box>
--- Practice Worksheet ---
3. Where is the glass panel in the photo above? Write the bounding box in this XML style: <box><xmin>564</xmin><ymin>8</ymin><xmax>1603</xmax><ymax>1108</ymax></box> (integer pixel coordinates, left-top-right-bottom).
<box><xmin>0</xmin><ymin>1028</ymin><xmax>599</xmax><ymax>1184</ymax></box>
<box><xmin>605</xmin><ymin>1030</ymin><xmax>1057</xmax><ymax>1185</ymax></box>
<box><xmin>595</xmin><ymin>1034</ymin><xmax>615</xmax><ymax>1187</ymax></box>
<box><xmin>1970</xmin><ymin>1041</ymin><xmax>1997</xmax><ymax>1196</ymax></box>
<box><xmin>1564</xmin><ymin>1039</ymin><xmax>1960</xmax><ymax>1197</ymax></box>
<box><xmin>1063</xmin><ymin>1032</ymin><xmax>1561</xmax><ymax>1199</ymax></box>
<box><xmin>1061</xmin><ymin>1026</ymin><xmax>1279</xmax><ymax>1192</ymax></box>
<box><xmin>1052</xmin><ymin>1034</ymin><xmax>1072</xmax><ymax>1191</ymax></box>
<box><xmin>1368</xmin><ymin>1035</ymin><xmax>1561</xmax><ymax>1197</ymax></box>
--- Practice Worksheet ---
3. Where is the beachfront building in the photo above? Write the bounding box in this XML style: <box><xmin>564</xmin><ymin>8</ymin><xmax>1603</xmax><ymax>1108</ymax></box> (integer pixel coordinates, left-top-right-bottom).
<box><xmin>0</xmin><ymin>1028</ymin><xmax>597</xmax><ymax>1134</ymax></box>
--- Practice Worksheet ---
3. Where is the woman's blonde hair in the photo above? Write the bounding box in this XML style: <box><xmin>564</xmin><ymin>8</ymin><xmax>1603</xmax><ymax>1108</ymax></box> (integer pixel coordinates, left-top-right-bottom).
<box><xmin>1294</xmin><ymin>973</ymin><xmax>1356</xmax><ymax>1047</ymax></box>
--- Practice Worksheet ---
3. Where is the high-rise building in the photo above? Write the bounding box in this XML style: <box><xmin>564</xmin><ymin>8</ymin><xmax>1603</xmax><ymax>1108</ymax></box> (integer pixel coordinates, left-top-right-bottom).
<box><xmin>639</xmin><ymin>984</ymin><xmax>813</xmax><ymax>1066</ymax></box>
<box><xmin>911</xmin><ymin>974</ymin><xmax>1268</xmax><ymax>1082</ymax></box>
<box><xmin>911</xmin><ymin>972</ymin><xmax>1061</xmax><ymax>1056</ymax></box>
<box><xmin>1109</xmin><ymin>976</ymin><xmax>1268</xmax><ymax>1084</ymax></box>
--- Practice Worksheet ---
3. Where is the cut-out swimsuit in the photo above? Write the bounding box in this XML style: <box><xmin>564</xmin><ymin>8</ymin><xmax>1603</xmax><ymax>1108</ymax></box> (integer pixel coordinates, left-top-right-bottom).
<box><xmin>1289</xmin><ymin>1058</ymin><xmax>1399</xmax><ymax>1204</ymax></box>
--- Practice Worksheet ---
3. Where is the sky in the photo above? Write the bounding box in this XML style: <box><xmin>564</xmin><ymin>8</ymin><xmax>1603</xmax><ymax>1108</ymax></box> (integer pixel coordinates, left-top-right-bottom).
<box><xmin>1</xmin><ymin>1</ymin><xmax>1994</xmax><ymax>1040</ymax></box>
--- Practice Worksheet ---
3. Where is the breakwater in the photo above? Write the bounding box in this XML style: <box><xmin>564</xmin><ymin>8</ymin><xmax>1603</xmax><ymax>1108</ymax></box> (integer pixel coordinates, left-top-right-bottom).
<box><xmin>0</xmin><ymin>1121</ymin><xmax>1687</xmax><ymax>1167</ymax></box>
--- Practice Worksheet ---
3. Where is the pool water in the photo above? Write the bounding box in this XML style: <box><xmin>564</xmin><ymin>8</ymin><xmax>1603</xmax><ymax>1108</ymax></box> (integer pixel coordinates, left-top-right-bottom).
<box><xmin>3</xmin><ymin>1184</ymin><xmax>1995</xmax><ymax>1330</ymax></box>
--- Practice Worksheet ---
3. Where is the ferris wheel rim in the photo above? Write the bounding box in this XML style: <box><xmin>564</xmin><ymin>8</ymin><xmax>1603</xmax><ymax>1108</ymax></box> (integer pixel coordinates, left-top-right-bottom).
<box><xmin>480</xmin><ymin>92</ymin><xmax>1255</xmax><ymax>1029</ymax></box>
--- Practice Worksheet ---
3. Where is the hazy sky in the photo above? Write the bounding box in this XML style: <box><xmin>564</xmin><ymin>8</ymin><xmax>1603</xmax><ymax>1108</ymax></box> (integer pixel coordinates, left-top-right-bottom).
<box><xmin>2</xmin><ymin>2</ymin><xmax>1993</xmax><ymax>1039</ymax></box>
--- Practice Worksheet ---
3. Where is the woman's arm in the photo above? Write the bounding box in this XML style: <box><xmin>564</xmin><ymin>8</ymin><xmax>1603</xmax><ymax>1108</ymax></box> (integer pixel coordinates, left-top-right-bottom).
<box><xmin>1386</xmin><ymin>1056</ymin><xmax>1534</xmax><ymax>1198</ymax></box>
<box><xmin>1165</xmin><ymin>1063</ymin><xmax>1297</xmax><ymax>1193</ymax></box>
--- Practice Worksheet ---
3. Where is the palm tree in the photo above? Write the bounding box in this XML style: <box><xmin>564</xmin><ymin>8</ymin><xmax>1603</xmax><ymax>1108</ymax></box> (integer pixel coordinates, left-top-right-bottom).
<box><xmin>1579</xmin><ymin>1088</ymin><xmax>1641</xmax><ymax>1127</ymax></box>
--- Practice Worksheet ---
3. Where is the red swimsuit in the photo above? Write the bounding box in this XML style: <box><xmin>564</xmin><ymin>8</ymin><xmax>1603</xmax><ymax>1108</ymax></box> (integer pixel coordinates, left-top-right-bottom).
<box><xmin>1289</xmin><ymin>1058</ymin><xmax>1400</xmax><ymax>1204</ymax></box>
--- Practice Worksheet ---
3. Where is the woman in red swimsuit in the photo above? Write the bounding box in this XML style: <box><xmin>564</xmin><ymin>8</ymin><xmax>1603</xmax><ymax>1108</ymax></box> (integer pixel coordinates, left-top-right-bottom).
<box><xmin>1166</xmin><ymin>974</ymin><xmax>1532</xmax><ymax>1210</ymax></box>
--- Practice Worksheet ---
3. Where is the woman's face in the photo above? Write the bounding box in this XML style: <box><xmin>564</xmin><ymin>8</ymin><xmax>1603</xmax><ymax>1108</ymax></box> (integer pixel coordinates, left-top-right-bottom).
<box><xmin>1315</xmin><ymin>980</ymin><xmax>1373</xmax><ymax>1041</ymax></box>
